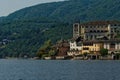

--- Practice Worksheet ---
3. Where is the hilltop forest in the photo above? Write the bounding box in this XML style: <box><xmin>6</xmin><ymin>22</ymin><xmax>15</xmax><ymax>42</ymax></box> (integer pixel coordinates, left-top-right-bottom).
<box><xmin>0</xmin><ymin>0</ymin><xmax>120</xmax><ymax>58</ymax></box>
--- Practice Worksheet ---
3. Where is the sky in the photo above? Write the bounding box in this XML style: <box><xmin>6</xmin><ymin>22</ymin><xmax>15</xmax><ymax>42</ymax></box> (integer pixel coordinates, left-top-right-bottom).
<box><xmin>0</xmin><ymin>0</ymin><xmax>64</xmax><ymax>17</ymax></box>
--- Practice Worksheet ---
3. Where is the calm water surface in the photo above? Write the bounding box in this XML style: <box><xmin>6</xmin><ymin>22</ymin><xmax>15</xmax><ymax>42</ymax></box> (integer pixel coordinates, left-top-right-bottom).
<box><xmin>0</xmin><ymin>59</ymin><xmax>120</xmax><ymax>80</ymax></box>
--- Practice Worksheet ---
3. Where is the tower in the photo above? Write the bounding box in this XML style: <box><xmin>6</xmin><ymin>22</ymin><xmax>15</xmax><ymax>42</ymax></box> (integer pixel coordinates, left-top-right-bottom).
<box><xmin>73</xmin><ymin>23</ymin><xmax>80</xmax><ymax>38</ymax></box>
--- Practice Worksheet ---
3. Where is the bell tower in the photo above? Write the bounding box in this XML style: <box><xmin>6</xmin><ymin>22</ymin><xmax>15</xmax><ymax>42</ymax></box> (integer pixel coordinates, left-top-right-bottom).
<box><xmin>73</xmin><ymin>23</ymin><xmax>80</xmax><ymax>38</ymax></box>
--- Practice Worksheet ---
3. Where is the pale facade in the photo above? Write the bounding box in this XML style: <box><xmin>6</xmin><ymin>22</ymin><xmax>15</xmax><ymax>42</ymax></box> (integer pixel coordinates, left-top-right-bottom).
<box><xmin>68</xmin><ymin>41</ymin><xmax>82</xmax><ymax>56</ymax></box>
<box><xmin>73</xmin><ymin>21</ymin><xmax>120</xmax><ymax>40</ymax></box>
<box><xmin>103</xmin><ymin>40</ymin><xmax>120</xmax><ymax>54</ymax></box>
<box><xmin>69</xmin><ymin>21</ymin><xmax>120</xmax><ymax>56</ymax></box>
<box><xmin>70</xmin><ymin>41</ymin><xmax>82</xmax><ymax>50</ymax></box>
<box><xmin>67</xmin><ymin>51</ymin><xmax>81</xmax><ymax>56</ymax></box>
<box><xmin>81</xmin><ymin>40</ymin><xmax>120</xmax><ymax>54</ymax></box>
<box><xmin>82</xmin><ymin>41</ymin><xmax>103</xmax><ymax>54</ymax></box>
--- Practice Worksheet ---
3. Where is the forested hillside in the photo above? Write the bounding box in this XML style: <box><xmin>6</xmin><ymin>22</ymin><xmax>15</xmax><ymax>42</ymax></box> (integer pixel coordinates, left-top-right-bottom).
<box><xmin>0</xmin><ymin>19</ymin><xmax>71</xmax><ymax>57</ymax></box>
<box><xmin>5</xmin><ymin>0</ymin><xmax>120</xmax><ymax>22</ymax></box>
<box><xmin>0</xmin><ymin>0</ymin><xmax>119</xmax><ymax>58</ymax></box>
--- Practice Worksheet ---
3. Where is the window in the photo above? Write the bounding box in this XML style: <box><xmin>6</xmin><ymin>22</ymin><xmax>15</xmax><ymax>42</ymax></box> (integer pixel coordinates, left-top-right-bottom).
<box><xmin>83</xmin><ymin>43</ymin><xmax>93</xmax><ymax>46</ymax></box>
<box><xmin>91</xmin><ymin>35</ymin><xmax>93</xmax><ymax>39</ymax></box>
<box><xmin>90</xmin><ymin>30</ymin><xmax>92</xmax><ymax>32</ymax></box>
<box><xmin>110</xmin><ymin>43</ymin><xmax>115</xmax><ymax>48</ymax></box>
<box><xmin>104</xmin><ymin>30</ymin><xmax>108</xmax><ymax>32</ymax></box>
<box><xmin>97</xmin><ymin>30</ymin><xmax>100</xmax><ymax>32</ymax></box>
<box><xmin>114</xmin><ymin>24</ymin><xmax>117</xmax><ymax>26</ymax></box>
<box><xmin>83</xmin><ymin>47</ymin><xmax>89</xmax><ymax>50</ymax></box>
<box><xmin>86</xmin><ymin>26</ymin><xmax>88</xmax><ymax>28</ymax></box>
<box><xmin>93</xmin><ymin>30</ymin><xmax>96</xmax><ymax>33</ymax></box>
<box><xmin>97</xmin><ymin>26</ymin><xmax>99</xmax><ymax>28</ymax></box>
<box><xmin>74</xmin><ymin>26</ymin><xmax>79</xmax><ymax>32</ymax></box>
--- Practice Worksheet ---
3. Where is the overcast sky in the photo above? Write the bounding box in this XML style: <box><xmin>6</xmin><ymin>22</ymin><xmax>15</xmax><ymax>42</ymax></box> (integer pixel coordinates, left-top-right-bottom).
<box><xmin>0</xmin><ymin>0</ymin><xmax>64</xmax><ymax>17</ymax></box>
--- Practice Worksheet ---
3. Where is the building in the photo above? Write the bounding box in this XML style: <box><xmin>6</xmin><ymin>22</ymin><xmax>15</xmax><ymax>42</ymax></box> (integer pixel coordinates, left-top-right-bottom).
<box><xmin>73</xmin><ymin>21</ymin><xmax>120</xmax><ymax>40</ymax></box>
<box><xmin>67</xmin><ymin>37</ymin><xmax>82</xmax><ymax>56</ymax></box>
<box><xmin>82</xmin><ymin>39</ymin><xmax>120</xmax><ymax>54</ymax></box>
<box><xmin>54</xmin><ymin>40</ymin><xmax>69</xmax><ymax>59</ymax></box>
<box><xmin>103</xmin><ymin>39</ymin><xmax>120</xmax><ymax>54</ymax></box>
<box><xmin>68</xmin><ymin>21</ymin><xmax>120</xmax><ymax>57</ymax></box>
<box><xmin>70</xmin><ymin>40</ymin><xmax>82</xmax><ymax>51</ymax></box>
<box><xmin>82</xmin><ymin>40</ymin><xmax>103</xmax><ymax>54</ymax></box>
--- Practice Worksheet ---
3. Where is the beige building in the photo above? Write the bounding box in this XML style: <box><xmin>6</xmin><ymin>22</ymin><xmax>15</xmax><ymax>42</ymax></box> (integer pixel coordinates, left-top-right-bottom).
<box><xmin>68</xmin><ymin>39</ymin><xmax>120</xmax><ymax>56</ymax></box>
<box><xmin>73</xmin><ymin>21</ymin><xmax>120</xmax><ymax>40</ymax></box>
<box><xmin>68</xmin><ymin>21</ymin><xmax>120</xmax><ymax>56</ymax></box>
<box><xmin>103</xmin><ymin>40</ymin><xmax>120</xmax><ymax>54</ymax></box>
<box><xmin>82</xmin><ymin>40</ymin><xmax>103</xmax><ymax>54</ymax></box>
<box><xmin>82</xmin><ymin>39</ymin><xmax>120</xmax><ymax>54</ymax></box>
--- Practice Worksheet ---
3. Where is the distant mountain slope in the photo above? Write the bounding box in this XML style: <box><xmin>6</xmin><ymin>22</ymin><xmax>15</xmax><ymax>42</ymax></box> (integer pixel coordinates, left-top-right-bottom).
<box><xmin>0</xmin><ymin>0</ymin><xmax>119</xmax><ymax>57</ymax></box>
<box><xmin>6</xmin><ymin>0</ymin><xmax>120</xmax><ymax>22</ymax></box>
<box><xmin>6</xmin><ymin>2</ymin><xmax>65</xmax><ymax>21</ymax></box>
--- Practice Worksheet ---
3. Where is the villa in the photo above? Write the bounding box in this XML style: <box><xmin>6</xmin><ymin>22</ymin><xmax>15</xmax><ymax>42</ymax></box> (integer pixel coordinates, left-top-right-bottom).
<box><xmin>68</xmin><ymin>21</ymin><xmax>120</xmax><ymax>58</ymax></box>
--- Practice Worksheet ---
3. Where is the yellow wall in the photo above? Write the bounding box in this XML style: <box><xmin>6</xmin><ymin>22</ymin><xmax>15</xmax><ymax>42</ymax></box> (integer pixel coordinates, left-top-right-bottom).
<box><xmin>82</xmin><ymin>43</ymin><xmax>103</xmax><ymax>54</ymax></box>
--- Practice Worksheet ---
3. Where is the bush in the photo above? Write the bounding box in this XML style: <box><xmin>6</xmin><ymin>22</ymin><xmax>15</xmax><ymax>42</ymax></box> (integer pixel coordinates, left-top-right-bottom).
<box><xmin>100</xmin><ymin>48</ymin><xmax>108</xmax><ymax>56</ymax></box>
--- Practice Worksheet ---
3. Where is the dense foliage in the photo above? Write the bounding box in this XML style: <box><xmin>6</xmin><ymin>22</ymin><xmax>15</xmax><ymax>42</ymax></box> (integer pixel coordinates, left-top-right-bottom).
<box><xmin>0</xmin><ymin>0</ymin><xmax>119</xmax><ymax>58</ymax></box>
<box><xmin>100</xmin><ymin>48</ymin><xmax>108</xmax><ymax>56</ymax></box>
<box><xmin>0</xmin><ymin>19</ymin><xmax>71</xmax><ymax>58</ymax></box>
<box><xmin>36</xmin><ymin>40</ymin><xmax>57</xmax><ymax>59</ymax></box>
<box><xmin>2</xmin><ymin>0</ymin><xmax>120</xmax><ymax>23</ymax></box>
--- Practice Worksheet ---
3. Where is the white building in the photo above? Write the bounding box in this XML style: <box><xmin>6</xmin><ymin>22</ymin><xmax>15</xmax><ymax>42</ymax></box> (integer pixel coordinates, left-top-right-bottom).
<box><xmin>67</xmin><ymin>40</ymin><xmax>82</xmax><ymax>56</ymax></box>
<box><xmin>70</xmin><ymin>41</ymin><xmax>82</xmax><ymax>50</ymax></box>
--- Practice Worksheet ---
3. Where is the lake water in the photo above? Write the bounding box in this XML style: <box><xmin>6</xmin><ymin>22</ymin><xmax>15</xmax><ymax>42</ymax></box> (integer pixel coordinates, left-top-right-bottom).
<box><xmin>0</xmin><ymin>59</ymin><xmax>120</xmax><ymax>80</ymax></box>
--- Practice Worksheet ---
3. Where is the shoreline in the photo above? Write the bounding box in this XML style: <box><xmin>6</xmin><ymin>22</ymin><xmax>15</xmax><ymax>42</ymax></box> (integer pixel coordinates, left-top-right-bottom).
<box><xmin>1</xmin><ymin>56</ymin><xmax>120</xmax><ymax>60</ymax></box>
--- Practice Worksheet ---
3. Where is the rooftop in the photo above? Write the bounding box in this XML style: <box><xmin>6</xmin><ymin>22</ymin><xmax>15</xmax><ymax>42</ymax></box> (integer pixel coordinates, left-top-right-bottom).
<box><xmin>83</xmin><ymin>39</ymin><xmax>120</xmax><ymax>43</ymax></box>
<box><xmin>80</xmin><ymin>21</ymin><xmax>120</xmax><ymax>26</ymax></box>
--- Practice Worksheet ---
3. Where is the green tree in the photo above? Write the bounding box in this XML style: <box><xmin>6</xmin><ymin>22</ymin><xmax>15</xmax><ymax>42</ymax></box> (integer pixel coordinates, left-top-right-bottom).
<box><xmin>36</xmin><ymin>40</ymin><xmax>53</xmax><ymax>58</ymax></box>
<box><xmin>48</xmin><ymin>49</ymin><xmax>56</xmax><ymax>56</ymax></box>
<box><xmin>100</xmin><ymin>48</ymin><xmax>108</xmax><ymax>56</ymax></box>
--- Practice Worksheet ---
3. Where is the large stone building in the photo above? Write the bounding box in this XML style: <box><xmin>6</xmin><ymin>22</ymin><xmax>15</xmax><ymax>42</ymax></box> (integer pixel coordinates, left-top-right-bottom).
<box><xmin>73</xmin><ymin>21</ymin><xmax>120</xmax><ymax>40</ymax></box>
<box><xmin>68</xmin><ymin>21</ymin><xmax>120</xmax><ymax>56</ymax></box>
